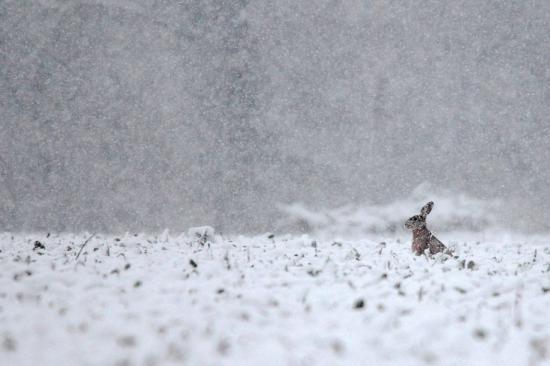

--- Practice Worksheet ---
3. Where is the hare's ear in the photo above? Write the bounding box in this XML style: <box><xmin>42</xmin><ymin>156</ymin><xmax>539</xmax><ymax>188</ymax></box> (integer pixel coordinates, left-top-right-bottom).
<box><xmin>420</xmin><ymin>201</ymin><xmax>434</xmax><ymax>217</ymax></box>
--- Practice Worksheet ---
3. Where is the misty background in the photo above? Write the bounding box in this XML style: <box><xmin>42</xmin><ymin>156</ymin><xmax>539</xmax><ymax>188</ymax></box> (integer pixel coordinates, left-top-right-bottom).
<box><xmin>0</xmin><ymin>0</ymin><xmax>549</xmax><ymax>233</ymax></box>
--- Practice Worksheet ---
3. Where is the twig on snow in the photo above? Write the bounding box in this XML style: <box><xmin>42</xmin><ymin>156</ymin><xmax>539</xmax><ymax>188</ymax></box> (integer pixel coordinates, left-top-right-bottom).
<box><xmin>75</xmin><ymin>233</ymin><xmax>95</xmax><ymax>261</ymax></box>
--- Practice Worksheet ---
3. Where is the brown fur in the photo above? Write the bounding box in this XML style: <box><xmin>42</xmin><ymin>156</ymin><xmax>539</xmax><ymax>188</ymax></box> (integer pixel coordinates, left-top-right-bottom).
<box><xmin>411</xmin><ymin>227</ymin><xmax>447</xmax><ymax>256</ymax></box>
<box><xmin>405</xmin><ymin>201</ymin><xmax>450</xmax><ymax>256</ymax></box>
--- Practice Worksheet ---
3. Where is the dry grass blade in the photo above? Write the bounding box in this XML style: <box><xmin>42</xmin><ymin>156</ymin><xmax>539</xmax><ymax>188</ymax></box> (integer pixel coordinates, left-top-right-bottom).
<box><xmin>75</xmin><ymin>233</ymin><xmax>96</xmax><ymax>261</ymax></box>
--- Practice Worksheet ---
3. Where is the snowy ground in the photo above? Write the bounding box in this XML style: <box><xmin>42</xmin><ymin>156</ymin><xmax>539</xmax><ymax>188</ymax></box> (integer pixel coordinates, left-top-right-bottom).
<box><xmin>1</xmin><ymin>231</ymin><xmax>550</xmax><ymax>366</ymax></box>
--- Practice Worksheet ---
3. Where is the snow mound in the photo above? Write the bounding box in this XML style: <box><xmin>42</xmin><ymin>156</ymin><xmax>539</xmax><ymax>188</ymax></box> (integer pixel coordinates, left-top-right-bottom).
<box><xmin>278</xmin><ymin>184</ymin><xmax>501</xmax><ymax>238</ymax></box>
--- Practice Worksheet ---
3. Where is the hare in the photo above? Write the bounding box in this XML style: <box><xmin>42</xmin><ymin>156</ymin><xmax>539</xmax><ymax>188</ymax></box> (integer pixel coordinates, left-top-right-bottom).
<box><xmin>405</xmin><ymin>201</ymin><xmax>450</xmax><ymax>256</ymax></box>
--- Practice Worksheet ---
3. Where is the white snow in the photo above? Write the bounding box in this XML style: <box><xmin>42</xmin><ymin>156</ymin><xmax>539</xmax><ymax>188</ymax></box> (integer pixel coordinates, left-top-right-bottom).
<box><xmin>1</xmin><ymin>231</ymin><xmax>550</xmax><ymax>366</ymax></box>
<box><xmin>187</xmin><ymin>226</ymin><xmax>217</xmax><ymax>242</ymax></box>
<box><xmin>278</xmin><ymin>184</ymin><xmax>502</xmax><ymax>237</ymax></box>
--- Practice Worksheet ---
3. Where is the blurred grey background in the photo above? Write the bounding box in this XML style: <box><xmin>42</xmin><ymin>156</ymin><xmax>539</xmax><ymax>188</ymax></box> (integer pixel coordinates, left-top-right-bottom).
<box><xmin>1</xmin><ymin>0</ymin><xmax>549</xmax><ymax>233</ymax></box>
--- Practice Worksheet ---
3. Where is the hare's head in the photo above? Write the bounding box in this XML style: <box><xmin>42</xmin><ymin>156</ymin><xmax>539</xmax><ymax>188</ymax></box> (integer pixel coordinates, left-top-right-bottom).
<box><xmin>404</xmin><ymin>201</ymin><xmax>433</xmax><ymax>230</ymax></box>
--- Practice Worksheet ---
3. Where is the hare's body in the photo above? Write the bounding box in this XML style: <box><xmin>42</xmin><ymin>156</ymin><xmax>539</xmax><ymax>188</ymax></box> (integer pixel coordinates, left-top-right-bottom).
<box><xmin>405</xmin><ymin>201</ymin><xmax>449</xmax><ymax>256</ymax></box>
<box><xmin>411</xmin><ymin>227</ymin><xmax>447</xmax><ymax>256</ymax></box>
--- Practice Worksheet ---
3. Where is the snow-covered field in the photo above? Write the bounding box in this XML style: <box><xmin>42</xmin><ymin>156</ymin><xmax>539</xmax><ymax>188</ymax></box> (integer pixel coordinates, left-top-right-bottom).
<box><xmin>1</xmin><ymin>230</ymin><xmax>550</xmax><ymax>366</ymax></box>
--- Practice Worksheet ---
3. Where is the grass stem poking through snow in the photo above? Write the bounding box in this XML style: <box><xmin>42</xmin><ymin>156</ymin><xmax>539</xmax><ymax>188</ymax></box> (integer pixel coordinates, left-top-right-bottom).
<box><xmin>75</xmin><ymin>233</ymin><xmax>95</xmax><ymax>261</ymax></box>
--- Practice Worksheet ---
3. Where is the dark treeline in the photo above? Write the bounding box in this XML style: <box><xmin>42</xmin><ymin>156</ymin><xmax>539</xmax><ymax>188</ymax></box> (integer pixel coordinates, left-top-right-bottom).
<box><xmin>1</xmin><ymin>0</ymin><xmax>549</xmax><ymax>233</ymax></box>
